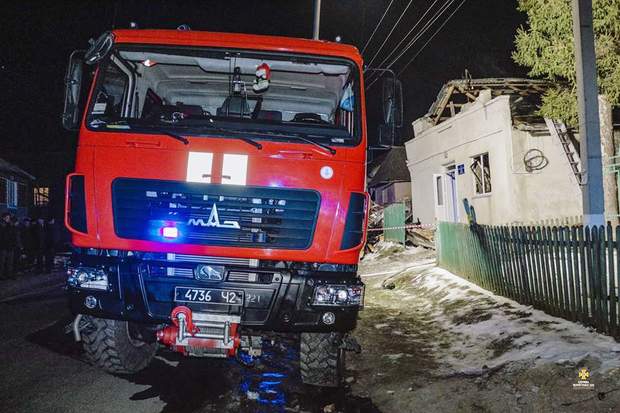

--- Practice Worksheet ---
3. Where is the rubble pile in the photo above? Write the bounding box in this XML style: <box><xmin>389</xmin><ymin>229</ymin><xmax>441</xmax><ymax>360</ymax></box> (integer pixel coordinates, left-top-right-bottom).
<box><xmin>364</xmin><ymin>202</ymin><xmax>436</xmax><ymax>253</ymax></box>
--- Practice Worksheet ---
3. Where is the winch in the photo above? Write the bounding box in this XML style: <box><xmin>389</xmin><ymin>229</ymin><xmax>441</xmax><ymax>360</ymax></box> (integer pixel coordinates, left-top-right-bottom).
<box><xmin>156</xmin><ymin>306</ymin><xmax>241</xmax><ymax>357</ymax></box>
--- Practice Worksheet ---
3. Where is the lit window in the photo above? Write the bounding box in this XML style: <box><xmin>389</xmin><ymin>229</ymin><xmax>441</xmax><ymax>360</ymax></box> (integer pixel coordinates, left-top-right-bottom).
<box><xmin>471</xmin><ymin>153</ymin><xmax>491</xmax><ymax>195</ymax></box>
<box><xmin>34</xmin><ymin>186</ymin><xmax>50</xmax><ymax>206</ymax></box>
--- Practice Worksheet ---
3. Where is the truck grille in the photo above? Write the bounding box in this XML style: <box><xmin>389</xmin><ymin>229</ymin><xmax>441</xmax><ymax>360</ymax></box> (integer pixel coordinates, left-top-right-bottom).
<box><xmin>112</xmin><ymin>178</ymin><xmax>320</xmax><ymax>249</ymax></box>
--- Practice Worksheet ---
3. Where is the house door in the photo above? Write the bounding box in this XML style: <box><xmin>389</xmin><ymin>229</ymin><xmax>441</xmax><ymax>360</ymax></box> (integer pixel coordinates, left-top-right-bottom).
<box><xmin>445</xmin><ymin>165</ymin><xmax>459</xmax><ymax>222</ymax></box>
<box><xmin>433</xmin><ymin>174</ymin><xmax>447</xmax><ymax>221</ymax></box>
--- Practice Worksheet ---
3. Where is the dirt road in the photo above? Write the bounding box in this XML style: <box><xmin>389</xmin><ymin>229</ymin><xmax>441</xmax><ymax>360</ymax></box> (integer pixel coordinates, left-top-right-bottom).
<box><xmin>3</xmin><ymin>247</ymin><xmax>620</xmax><ymax>412</ymax></box>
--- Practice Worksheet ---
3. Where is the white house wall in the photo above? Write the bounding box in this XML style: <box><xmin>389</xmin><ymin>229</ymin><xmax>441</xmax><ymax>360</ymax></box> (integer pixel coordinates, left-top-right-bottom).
<box><xmin>405</xmin><ymin>95</ymin><xmax>583</xmax><ymax>225</ymax></box>
<box><xmin>507</xmin><ymin>126</ymin><xmax>583</xmax><ymax>223</ymax></box>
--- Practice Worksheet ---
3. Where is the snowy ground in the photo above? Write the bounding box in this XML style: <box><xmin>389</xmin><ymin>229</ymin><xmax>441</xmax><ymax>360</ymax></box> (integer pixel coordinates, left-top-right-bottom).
<box><xmin>348</xmin><ymin>242</ymin><xmax>620</xmax><ymax>412</ymax></box>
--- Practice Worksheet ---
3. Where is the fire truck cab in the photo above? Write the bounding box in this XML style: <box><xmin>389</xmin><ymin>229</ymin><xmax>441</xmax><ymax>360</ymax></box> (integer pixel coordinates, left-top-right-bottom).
<box><xmin>62</xmin><ymin>29</ymin><xmax>368</xmax><ymax>387</ymax></box>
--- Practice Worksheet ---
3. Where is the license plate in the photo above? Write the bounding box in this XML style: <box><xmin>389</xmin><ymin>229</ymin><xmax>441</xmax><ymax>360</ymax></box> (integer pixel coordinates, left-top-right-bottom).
<box><xmin>174</xmin><ymin>287</ymin><xmax>244</xmax><ymax>305</ymax></box>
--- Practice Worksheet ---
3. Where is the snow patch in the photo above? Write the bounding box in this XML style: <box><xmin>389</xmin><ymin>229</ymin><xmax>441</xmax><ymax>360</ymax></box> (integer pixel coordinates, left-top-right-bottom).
<box><xmin>360</xmin><ymin>245</ymin><xmax>620</xmax><ymax>376</ymax></box>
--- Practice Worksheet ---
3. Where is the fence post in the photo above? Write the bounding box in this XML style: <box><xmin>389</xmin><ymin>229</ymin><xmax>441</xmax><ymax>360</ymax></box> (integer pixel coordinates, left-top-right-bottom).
<box><xmin>598</xmin><ymin>225</ymin><xmax>608</xmax><ymax>333</ymax></box>
<box><xmin>567</xmin><ymin>226</ymin><xmax>578</xmax><ymax>321</ymax></box>
<box><xmin>559</xmin><ymin>226</ymin><xmax>570</xmax><ymax>318</ymax></box>
<box><xmin>607</xmin><ymin>224</ymin><xmax>615</xmax><ymax>335</ymax></box>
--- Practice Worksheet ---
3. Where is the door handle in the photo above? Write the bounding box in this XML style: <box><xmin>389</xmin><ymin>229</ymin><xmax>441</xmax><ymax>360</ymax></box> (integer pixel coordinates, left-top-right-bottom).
<box><xmin>125</xmin><ymin>139</ymin><xmax>162</xmax><ymax>148</ymax></box>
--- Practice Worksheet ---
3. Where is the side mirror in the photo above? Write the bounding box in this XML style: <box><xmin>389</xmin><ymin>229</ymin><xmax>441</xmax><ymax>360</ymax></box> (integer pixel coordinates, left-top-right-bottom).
<box><xmin>62</xmin><ymin>50</ymin><xmax>85</xmax><ymax>131</ymax></box>
<box><xmin>382</xmin><ymin>77</ymin><xmax>403</xmax><ymax>128</ymax></box>
<box><xmin>378</xmin><ymin>77</ymin><xmax>403</xmax><ymax>146</ymax></box>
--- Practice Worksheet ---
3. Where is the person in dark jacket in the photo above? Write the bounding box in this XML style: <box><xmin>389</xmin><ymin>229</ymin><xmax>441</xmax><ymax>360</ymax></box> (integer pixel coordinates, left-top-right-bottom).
<box><xmin>11</xmin><ymin>216</ymin><xmax>23</xmax><ymax>274</ymax></box>
<box><xmin>20</xmin><ymin>218</ymin><xmax>35</xmax><ymax>271</ymax></box>
<box><xmin>33</xmin><ymin>217</ymin><xmax>48</xmax><ymax>273</ymax></box>
<box><xmin>44</xmin><ymin>218</ymin><xmax>60</xmax><ymax>273</ymax></box>
<box><xmin>0</xmin><ymin>213</ymin><xmax>16</xmax><ymax>279</ymax></box>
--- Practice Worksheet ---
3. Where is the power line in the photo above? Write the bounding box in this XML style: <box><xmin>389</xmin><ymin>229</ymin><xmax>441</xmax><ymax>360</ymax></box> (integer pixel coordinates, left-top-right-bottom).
<box><xmin>361</xmin><ymin>0</ymin><xmax>396</xmax><ymax>54</ymax></box>
<box><xmin>397</xmin><ymin>0</ymin><xmax>467</xmax><ymax>76</ymax></box>
<box><xmin>384</xmin><ymin>0</ymin><xmax>457</xmax><ymax>71</ymax></box>
<box><xmin>365</xmin><ymin>0</ymin><xmax>414</xmax><ymax>70</ymax></box>
<box><xmin>365</xmin><ymin>0</ymin><xmax>449</xmax><ymax>85</ymax></box>
<box><xmin>370</xmin><ymin>0</ymin><xmax>444</xmax><ymax>76</ymax></box>
<box><xmin>367</xmin><ymin>0</ymin><xmax>464</xmax><ymax>89</ymax></box>
<box><xmin>372</xmin><ymin>0</ymin><xmax>454</xmax><ymax>75</ymax></box>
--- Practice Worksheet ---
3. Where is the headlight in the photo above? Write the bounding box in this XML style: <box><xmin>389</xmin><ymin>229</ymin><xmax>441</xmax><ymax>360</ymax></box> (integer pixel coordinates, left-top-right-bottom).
<box><xmin>312</xmin><ymin>283</ymin><xmax>364</xmax><ymax>307</ymax></box>
<box><xmin>67</xmin><ymin>266</ymin><xmax>109</xmax><ymax>290</ymax></box>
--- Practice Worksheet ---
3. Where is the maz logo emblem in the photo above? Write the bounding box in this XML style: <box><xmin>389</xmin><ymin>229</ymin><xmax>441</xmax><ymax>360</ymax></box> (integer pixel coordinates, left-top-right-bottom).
<box><xmin>187</xmin><ymin>204</ymin><xmax>240</xmax><ymax>229</ymax></box>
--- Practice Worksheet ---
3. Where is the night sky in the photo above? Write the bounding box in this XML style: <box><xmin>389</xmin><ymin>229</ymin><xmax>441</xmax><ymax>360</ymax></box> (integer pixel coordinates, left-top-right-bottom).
<box><xmin>0</xmin><ymin>0</ymin><xmax>527</xmax><ymax>161</ymax></box>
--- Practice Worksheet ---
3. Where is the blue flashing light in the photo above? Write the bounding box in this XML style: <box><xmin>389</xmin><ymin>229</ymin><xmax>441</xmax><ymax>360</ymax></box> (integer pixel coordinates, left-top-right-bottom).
<box><xmin>161</xmin><ymin>226</ymin><xmax>179</xmax><ymax>239</ymax></box>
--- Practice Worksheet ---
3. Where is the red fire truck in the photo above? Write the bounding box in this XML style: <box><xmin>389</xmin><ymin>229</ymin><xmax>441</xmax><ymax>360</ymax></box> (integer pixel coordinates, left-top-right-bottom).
<box><xmin>62</xmin><ymin>28</ymin><xmax>368</xmax><ymax>387</ymax></box>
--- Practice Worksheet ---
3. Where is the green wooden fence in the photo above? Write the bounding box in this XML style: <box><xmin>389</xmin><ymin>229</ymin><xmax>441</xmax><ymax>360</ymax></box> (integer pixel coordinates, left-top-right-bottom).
<box><xmin>437</xmin><ymin>222</ymin><xmax>620</xmax><ymax>339</ymax></box>
<box><xmin>384</xmin><ymin>203</ymin><xmax>406</xmax><ymax>244</ymax></box>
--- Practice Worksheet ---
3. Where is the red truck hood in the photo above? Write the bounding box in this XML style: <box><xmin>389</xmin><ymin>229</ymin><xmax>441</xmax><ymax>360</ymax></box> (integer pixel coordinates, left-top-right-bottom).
<box><xmin>70</xmin><ymin>131</ymin><xmax>366</xmax><ymax>265</ymax></box>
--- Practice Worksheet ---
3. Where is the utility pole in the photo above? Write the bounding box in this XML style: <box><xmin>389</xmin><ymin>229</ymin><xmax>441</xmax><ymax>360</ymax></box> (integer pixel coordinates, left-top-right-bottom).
<box><xmin>572</xmin><ymin>0</ymin><xmax>604</xmax><ymax>226</ymax></box>
<box><xmin>313</xmin><ymin>0</ymin><xmax>321</xmax><ymax>40</ymax></box>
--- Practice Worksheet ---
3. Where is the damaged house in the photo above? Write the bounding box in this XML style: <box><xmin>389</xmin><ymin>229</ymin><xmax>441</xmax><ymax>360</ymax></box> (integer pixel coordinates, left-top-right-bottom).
<box><xmin>368</xmin><ymin>147</ymin><xmax>411</xmax><ymax>206</ymax></box>
<box><xmin>405</xmin><ymin>78</ymin><xmax>583</xmax><ymax>225</ymax></box>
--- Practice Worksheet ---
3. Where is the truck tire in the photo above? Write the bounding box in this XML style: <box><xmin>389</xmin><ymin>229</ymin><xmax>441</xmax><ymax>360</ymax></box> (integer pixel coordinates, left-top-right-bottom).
<box><xmin>299</xmin><ymin>332</ymin><xmax>343</xmax><ymax>387</ymax></box>
<box><xmin>81</xmin><ymin>316</ymin><xmax>157</xmax><ymax>374</ymax></box>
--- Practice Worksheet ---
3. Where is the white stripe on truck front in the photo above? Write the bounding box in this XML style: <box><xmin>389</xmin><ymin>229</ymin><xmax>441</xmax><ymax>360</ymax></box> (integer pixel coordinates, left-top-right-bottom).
<box><xmin>186</xmin><ymin>152</ymin><xmax>248</xmax><ymax>185</ymax></box>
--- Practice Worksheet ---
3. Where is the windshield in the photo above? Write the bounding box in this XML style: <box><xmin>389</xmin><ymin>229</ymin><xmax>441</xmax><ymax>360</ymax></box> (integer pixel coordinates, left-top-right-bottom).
<box><xmin>86</xmin><ymin>45</ymin><xmax>361</xmax><ymax>146</ymax></box>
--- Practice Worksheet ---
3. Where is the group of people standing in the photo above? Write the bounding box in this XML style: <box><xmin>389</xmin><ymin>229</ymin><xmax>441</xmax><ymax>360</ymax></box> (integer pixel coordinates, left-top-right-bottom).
<box><xmin>0</xmin><ymin>212</ymin><xmax>60</xmax><ymax>279</ymax></box>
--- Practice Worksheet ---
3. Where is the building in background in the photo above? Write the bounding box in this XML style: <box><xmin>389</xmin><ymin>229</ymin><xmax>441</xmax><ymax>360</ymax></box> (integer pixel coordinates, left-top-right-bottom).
<box><xmin>405</xmin><ymin>78</ymin><xmax>583</xmax><ymax>226</ymax></box>
<box><xmin>368</xmin><ymin>147</ymin><xmax>411</xmax><ymax>207</ymax></box>
<box><xmin>0</xmin><ymin>157</ymin><xmax>35</xmax><ymax>218</ymax></box>
<box><xmin>3</xmin><ymin>151</ymin><xmax>75</xmax><ymax>222</ymax></box>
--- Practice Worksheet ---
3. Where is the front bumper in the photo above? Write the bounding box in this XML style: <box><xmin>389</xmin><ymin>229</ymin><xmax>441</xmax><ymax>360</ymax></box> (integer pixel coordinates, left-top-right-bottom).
<box><xmin>67</xmin><ymin>253</ymin><xmax>362</xmax><ymax>333</ymax></box>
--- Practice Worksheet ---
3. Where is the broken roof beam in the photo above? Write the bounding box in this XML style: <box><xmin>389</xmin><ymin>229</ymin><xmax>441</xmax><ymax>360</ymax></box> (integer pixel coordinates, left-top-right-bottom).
<box><xmin>430</xmin><ymin>84</ymin><xmax>456</xmax><ymax>125</ymax></box>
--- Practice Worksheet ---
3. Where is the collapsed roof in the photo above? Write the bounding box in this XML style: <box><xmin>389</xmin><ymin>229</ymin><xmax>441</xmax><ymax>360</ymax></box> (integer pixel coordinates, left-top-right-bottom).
<box><xmin>424</xmin><ymin>77</ymin><xmax>552</xmax><ymax>129</ymax></box>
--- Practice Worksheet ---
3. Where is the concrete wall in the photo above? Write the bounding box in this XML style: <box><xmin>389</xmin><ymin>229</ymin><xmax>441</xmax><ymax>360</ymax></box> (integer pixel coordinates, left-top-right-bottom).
<box><xmin>405</xmin><ymin>95</ymin><xmax>583</xmax><ymax>226</ymax></box>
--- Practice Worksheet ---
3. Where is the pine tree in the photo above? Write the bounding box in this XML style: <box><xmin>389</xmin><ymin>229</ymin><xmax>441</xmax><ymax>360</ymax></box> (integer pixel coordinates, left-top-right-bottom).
<box><xmin>513</xmin><ymin>0</ymin><xmax>620</xmax><ymax>222</ymax></box>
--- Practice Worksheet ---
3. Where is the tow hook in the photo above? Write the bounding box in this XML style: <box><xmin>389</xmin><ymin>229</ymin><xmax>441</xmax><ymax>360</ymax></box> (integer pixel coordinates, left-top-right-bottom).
<box><xmin>69</xmin><ymin>314</ymin><xmax>89</xmax><ymax>342</ymax></box>
<box><xmin>339</xmin><ymin>335</ymin><xmax>361</xmax><ymax>353</ymax></box>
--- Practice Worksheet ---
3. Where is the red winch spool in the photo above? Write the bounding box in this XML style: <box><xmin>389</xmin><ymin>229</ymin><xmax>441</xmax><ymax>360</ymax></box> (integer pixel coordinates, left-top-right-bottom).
<box><xmin>156</xmin><ymin>306</ymin><xmax>240</xmax><ymax>357</ymax></box>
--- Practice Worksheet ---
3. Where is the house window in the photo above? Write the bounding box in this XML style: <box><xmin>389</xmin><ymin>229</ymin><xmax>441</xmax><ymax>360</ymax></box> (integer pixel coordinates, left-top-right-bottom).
<box><xmin>6</xmin><ymin>180</ymin><xmax>18</xmax><ymax>208</ymax></box>
<box><xmin>34</xmin><ymin>186</ymin><xmax>50</xmax><ymax>206</ymax></box>
<box><xmin>471</xmin><ymin>153</ymin><xmax>491</xmax><ymax>195</ymax></box>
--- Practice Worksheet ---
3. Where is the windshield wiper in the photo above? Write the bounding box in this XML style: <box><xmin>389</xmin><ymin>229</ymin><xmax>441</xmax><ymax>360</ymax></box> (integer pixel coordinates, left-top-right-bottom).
<box><xmin>94</xmin><ymin>120</ymin><xmax>190</xmax><ymax>145</ymax></box>
<box><xmin>286</xmin><ymin>133</ymin><xmax>336</xmax><ymax>155</ymax></box>
<box><xmin>94</xmin><ymin>118</ymin><xmax>262</xmax><ymax>149</ymax></box>
<box><xmin>156</xmin><ymin>130</ymin><xmax>189</xmax><ymax>145</ymax></box>
<box><xmin>170</xmin><ymin>119</ymin><xmax>263</xmax><ymax>149</ymax></box>
<box><xmin>251</xmin><ymin>130</ymin><xmax>336</xmax><ymax>155</ymax></box>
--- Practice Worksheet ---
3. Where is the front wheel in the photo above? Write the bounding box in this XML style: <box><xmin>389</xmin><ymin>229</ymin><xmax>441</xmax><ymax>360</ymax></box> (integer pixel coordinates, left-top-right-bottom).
<box><xmin>299</xmin><ymin>332</ymin><xmax>344</xmax><ymax>387</ymax></box>
<box><xmin>81</xmin><ymin>316</ymin><xmax>158</xmax><ymax>374</ymax></box>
